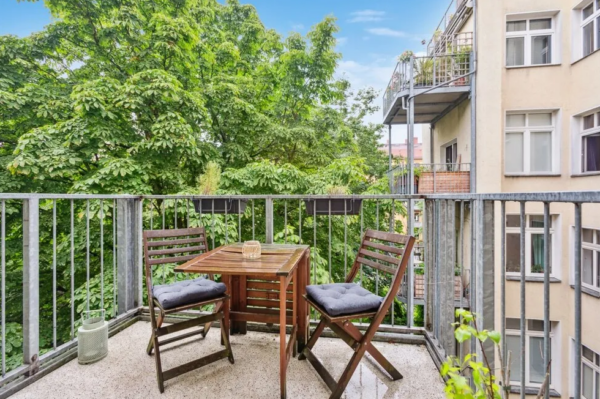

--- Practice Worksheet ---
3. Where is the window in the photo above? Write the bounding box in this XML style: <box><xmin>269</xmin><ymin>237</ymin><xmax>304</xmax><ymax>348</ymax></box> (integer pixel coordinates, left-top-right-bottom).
<box><xmin>505</xmin><ymin>112</ymin><xmax>556</xmax><ymax>174</ymax></box>
<box><xmin>581</xmin><ymin>345</ymin><xmax>600</xmax><ymax>399</ymax></box>
<box><xmin>582</xmin><ymin>228</ymin><xmax>600</xmax><ymax>291</ymax></box>
<box><xmin>581</xmin><ymin>1</ymin><xmax>600</xmax><ymax>57</ymax></box>
<box><xmin>581</xmin><ymin>111</ymin><xmax>600</xmax><ymax>173</ymax></box>
<box><xmin>506</xmin><ymin>16</ymin><xmax>556</xmax><ymax>66</ymax></box>
<box><xmin>506</xmin><ymin>318</ymin><xmax>553</xmax><ymax>387</ymax></box>
<box><xmin>506</xmin><ymin>215</ymin><xmax>555</xmax><ymax>276</ymax></box>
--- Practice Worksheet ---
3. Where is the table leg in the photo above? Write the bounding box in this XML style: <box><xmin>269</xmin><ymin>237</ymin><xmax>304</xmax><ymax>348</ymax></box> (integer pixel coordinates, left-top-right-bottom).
<box><xmin>239</xmin><ymin>275</ymin><xmax>247</xmax><ymax>334</ymax></box>
<box><xmin>279</xmin><ymin>276</ymin><xmax>287</xmax><ymax>399</ymax></box>
<box><xmin>230</xmin><ymin>275</ymin><xmax>240</xmax><ymax>335</ymax></box>
<box><xmin>292</xmin><ymin>268</ymin><xmax>298</xmax><ymax>357</ymax></box>
<box><xmin>297</xmin><ymin>249</ymin><xmax>310</xmax><ymax>353</ymax></box>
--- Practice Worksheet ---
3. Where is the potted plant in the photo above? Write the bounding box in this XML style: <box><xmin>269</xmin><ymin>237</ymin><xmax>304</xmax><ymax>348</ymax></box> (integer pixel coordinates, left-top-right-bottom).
<box><xmin>397</xmin><ymin>50</ymin><xmax>414</xmax><ymax>64</ymax></box>
<box><xmin>193</xmin><ymin>161</ymin><xmax>248</xmax><ymax>214</ymax></box>
<box><xmin>304</xmin><ymin>185</ymin><xmax>362</xmax><ymax>216</ymax></box>
<box><xmin>414</xmin><ymin>57</ymin><xmax>434</xmax><ymax>87</ymax></box>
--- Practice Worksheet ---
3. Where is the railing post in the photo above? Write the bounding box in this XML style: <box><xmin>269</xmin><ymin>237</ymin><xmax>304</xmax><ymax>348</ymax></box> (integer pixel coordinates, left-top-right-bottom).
<box><xmin>265</xmin><ymin>197</ymin><xmax>273</xmax><ymax>244</ymax></box>
<box><xmin>475</xmin><ymin>200</ymin><xmax>495</xmax><ymax>365</ymax></box>
<box><xmin>22</xmin><ymin>198</ymin><xmax>39</xmax><ymax>375</ymax></box>
<box><xmin>116</xmin><ymin>198</ymin><xmax>142</xmax><ymax>314</ymax></box>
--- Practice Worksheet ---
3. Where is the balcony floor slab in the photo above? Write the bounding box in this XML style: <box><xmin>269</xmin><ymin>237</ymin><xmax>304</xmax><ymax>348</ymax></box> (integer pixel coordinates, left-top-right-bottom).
<box><xmin>12</xmin><ymin>321</ymin><xmax>444</xmax><ymax>399</ymax></box>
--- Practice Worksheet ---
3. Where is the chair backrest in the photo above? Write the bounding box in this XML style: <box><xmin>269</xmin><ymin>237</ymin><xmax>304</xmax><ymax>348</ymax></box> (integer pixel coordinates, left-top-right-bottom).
<box><xmin>143</xmin><ymin>227</ymin><xmax>209</xmax><ymax>290</ymax></box>
<box><xmin>346</xmin><ymin>229</ymin><xmax>416</xmax><ymax>313</ymax></box>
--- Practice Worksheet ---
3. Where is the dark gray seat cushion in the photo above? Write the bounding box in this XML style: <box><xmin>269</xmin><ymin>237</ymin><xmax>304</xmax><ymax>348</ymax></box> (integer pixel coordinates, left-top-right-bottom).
<box><xmin>153</xmin><ymin>277</ymin><xmax>226</xmax><ymax>310</ymax></box>
<box><xmin>306</xmin><ymin>283</ymin><xmax>383</xmax><ymax>317</ymax></box>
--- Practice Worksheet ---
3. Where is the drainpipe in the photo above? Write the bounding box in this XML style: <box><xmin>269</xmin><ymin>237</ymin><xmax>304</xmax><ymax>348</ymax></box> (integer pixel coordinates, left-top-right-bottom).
<box><xmin>470</xmin><ymin>0</ymin><xmax>477</xmax><ymax>193</ymax></box>
<box><xmin>388</xmin><ymin>124</ymin><xmax>393</xmax><ymax>193</ymax></box>
<box><xmin>429</xmin><ymin>123</ymin><xmax>434</xmax><ymax>164</ymax></box>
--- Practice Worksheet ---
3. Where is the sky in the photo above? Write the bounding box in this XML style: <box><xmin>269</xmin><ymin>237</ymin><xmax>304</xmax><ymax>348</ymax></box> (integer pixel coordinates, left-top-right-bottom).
<box><xmin>0</xmin><ymin>0</ymin><xmax>450</xmax><ymax>143</ymax></box>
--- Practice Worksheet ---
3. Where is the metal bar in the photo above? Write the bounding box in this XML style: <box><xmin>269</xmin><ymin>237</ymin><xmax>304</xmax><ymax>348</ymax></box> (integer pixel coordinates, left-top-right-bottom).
<box><xmin>86</xmin><ymin>200</ymin><xmax>90</xmax><ymax>312</ymax></box>
<box><xmin>390</xmin><ymin>199</ymin><xmax>394</xmax><ymax>326</ymax></box>
<box><xmin>284</xmin><ymin>200</ymin><xmax>288</xmax><ymax>244</ymax></box>
<box><xmin>328</xmin><ymin>199</ymin><xmax>332</xmax><ymax>284</ymax></box>
<box><xmin>573</xmin><ymin>203</ymin><xmax>582</xmax><ymax>399</ymax></box>
<box><xmin>70</xmin><ymin>200</ymin><xmax>74</xmax><ymax>340</ymax></box>
<box><xmin>1</xmin><ymin>200</ymin><xmax>6</xmax><ymax>376</ymax></box>
<box><xmin>211</xmin><ymin>200</ymin><xmax>215</xmax><ymax>250</ymax></box>
<box><xmin>174</xmin><ymin>199</ymin><xmax>178</xmax><ymax>229</ymax></box>
<box><xmin>407</xmin><ymin>198</ymin><xmax>414</xmax><ymax>328</ymax></box>
<box><xmin>238</xmin><ymin>199</ymin><xmax>242</xmax><ymax>242</ymax></box>
<box><xmin>458</xmin><ymin>200</ymin><xmax>464</xmax><ymax>361</ymax></box>
<box><xmin>313</xmin><ymin>200</ymin><xmax>317</xmax><ymax>285</ymax></box>
<box><xmin>186</xmin><ymin>199</ymin><xmax>190</xmax><ymax>228</ymax></box>
<box><xmin>265</xmin><ymin>197</ymin><xmax>273</xmax><ymax>244</ymax></box>
<box><xmin>23</xmin><ymin>198</ymin><xmax>40</xmax><ymax>371</ymax></box>
<box><xmin>298</xmin><ymin>199</ymin><xmax>302</xmax><ymax>244</ymax></box>
<box><xmin>519</xmin><ymin>201</ymin><xmax>526</xmax><ymax>398</ymax></box>
<box><xmin>225</xmin><ymin>198</ymin><xmax>228</xmax><ymax>244</ymax></box>
<box><xmin>543</xmin><ymin>202</ymin><xmax>550</xmax><ymax>399</ymax></box>
<box><xmin>100</xmin><ymin>200</ymin><xmax>104</xmax><ymax>312</ymax></box>
<box><xmin>376</xmin><ymin>200</ymin><xmax>380</xmax><ymax>295</ymax></box>
<box><xmin>434</xmin><ymin>200</ymin><xmax>440</xmax><ymax>340</ymax></box>
<box><xmin>344</xmin><ymin>200</ymin><xmax>347</xmax><ymax>277</ymax></box>
<box><xmin>500</xmin><ymin>201</ymin><xmax>506</xmax><ymax>366</ymax></box>
<box><xmin>252</xmin><ymin>199</ymin><xmax>255</xmax><ymax>241</ymax></box>
<box><xmin>161</xmin><ymin>200</ymin><xmax>165</xmax><ymax>229</ymax></box>
<box><xmin>360</xmin><ymin>201</ymin><xmax>363</xmax><ymax>286</ymax></box>
<box><xmin>150</xmin><ymin>199</ymin><xmax>153</xmax><ymax>230</ymax></box>
<box><xmin>113</xmin><ymin>200</ymin><xmax>116</xmax><ymax>317</ymax></box>
<box><xmin>52</xmin><ymin>200</ymin><xmax>57</xmax><ymax>350</ymax></box>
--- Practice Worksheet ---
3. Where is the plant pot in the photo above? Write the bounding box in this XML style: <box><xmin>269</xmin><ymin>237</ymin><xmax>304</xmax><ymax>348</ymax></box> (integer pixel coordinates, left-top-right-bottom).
<box><xmin>304</xmin><ymin>199</ymin><xmax>362</xmax><ymax>216</ymax></box>
<box><xmin>193</xmin><ymin>199</ymin><xmax>248</xmax><ymax>215</ymax></box>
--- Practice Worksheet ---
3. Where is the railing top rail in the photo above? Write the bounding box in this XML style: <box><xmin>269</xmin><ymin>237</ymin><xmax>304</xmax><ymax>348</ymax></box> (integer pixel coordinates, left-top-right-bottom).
<box><xmin>2</xmin><ymin>191</ymin><xmax>600</xmax><ymax>203</ymax></box>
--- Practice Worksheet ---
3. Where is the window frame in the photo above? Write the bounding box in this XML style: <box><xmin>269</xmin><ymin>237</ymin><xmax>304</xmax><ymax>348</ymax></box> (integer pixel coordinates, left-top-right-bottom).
<box><xmin>581</xmin><ymin>344</ymin><xmax>600</xmax><ymax>399</ymax></box>
<box><xmin>505</xmin><ymin>111</ymin><xmax>558</xmax><ymax>175</ymax></box>
<box><xmin>506</xmin><ymin>15</ymin><xmax>557</xmax><ymax>67</ymax></box>
<box><xmin>580</xmin><ymin>0</ymin><xmax>600</xmax><ymax>58</ymax></box>
<box><xmin>581</xmin><ymin>227</ymin><xmax>600</xmax><ymax>292</ymax></box>
<box><xmin>506</xmin><ymin>318</ymin><xmax>555</xmax><ymax>388</ymax></box>
<box><xmin>581</xmin><ymin>111</ymin><xmax>600</xmax><ymax>174</ymax></box>
<box><xmin>505</xmin><ymin>214</ymin><xmax>557</xmax><ymax>277</ymax></box>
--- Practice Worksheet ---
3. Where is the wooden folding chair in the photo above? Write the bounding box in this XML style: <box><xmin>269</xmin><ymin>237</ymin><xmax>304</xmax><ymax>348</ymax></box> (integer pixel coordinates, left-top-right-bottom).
<box><xmin>143</xmin><ymin>227</ymin><xmax>234</xmax><ymax>393</ymax></box>
<box><xmin>299</xmin><ymin>229</ymin><xmax>415</xmax><ymax>399</ymax></box>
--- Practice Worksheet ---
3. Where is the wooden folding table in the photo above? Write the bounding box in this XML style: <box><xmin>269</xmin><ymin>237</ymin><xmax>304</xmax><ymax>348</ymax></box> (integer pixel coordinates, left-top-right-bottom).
<box><xmin>175</xmin><ymin>243</ymin><xmax>310</xmax><ymax>399</ymax></box>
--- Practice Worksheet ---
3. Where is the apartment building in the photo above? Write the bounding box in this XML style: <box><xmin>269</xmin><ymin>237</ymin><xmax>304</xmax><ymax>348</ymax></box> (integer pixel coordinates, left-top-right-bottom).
<box><xmin>384</xmin><ymin>0</ymin><xmax>600</xmax><ymax>397</ymax></box>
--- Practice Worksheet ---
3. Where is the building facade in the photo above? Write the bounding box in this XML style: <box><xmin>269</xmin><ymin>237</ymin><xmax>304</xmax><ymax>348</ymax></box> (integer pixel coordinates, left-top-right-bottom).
<box><xmin>384</xmin><ymin>0</ymin><xmax>600</xmax><ymax>397</ymax></box>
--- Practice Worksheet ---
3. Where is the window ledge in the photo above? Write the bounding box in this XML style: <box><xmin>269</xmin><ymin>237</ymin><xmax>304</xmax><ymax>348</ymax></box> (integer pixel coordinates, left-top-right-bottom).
<box><xmin>509</xmin><ymin>386</ymin><xmax>560</xmax><ymax>397</ymax></box>
<box><xmin>570</xmin><ymin>172</ymin><xmax>600</xmax><ymax>177</ymax></box>
<box><xmin>507</xmin><ymin>275</ymin><xmax>561</xmax><ymax>283</ymax></box>
<box><xmin>505</xmin><ymin>63</ymin><xmax>561</xmax><ymax>70</ymax></box>
<box><xmin>572</xmin><ymin>48</ymin><xmax>600</xmax><ymax>66</ymax></box>
<box><xmin>570</xmin><ymin>284</ymin><xmax>600</xmax><ymax>298</ymax></box>
<box><xmin>504</xmin><ymin>174</ymin><xmax>561</xmax><ymax>177</ymax></box>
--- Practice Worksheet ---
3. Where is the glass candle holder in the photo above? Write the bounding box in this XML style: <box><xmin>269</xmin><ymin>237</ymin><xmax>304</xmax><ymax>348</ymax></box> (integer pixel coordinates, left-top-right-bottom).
<box><xmin>242</xmin><ymin>240</ymin><xmax>261</xmax><ymax>259</ymax></box>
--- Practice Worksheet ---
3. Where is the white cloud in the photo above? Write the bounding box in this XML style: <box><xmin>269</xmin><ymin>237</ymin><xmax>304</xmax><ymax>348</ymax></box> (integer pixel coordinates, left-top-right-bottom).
<box><xmin>291</xmin><ymin>23</ymin><xmax>304</xmax><ymax>31</ymax></box>
<box><xmin>365</xmin><ymin>28</ymin><xmax>410</xmax><ymax>38</ymax></box>
<box><xmin>348</xmin><ymin>10</ymin><xmax>386</xmax><ymax>23</ymax></box>
<box><xmin>336</xmin><ymin>37</ymin><xmax>348</xmax><ymax>46</ymax></box>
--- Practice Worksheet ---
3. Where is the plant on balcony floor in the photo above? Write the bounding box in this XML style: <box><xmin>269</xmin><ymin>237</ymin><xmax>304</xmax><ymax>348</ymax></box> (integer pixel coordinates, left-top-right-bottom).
<box><xmin>441</xmin><ymin>309</ymin><xmax>505</xmax><ymax>399</ymax></box>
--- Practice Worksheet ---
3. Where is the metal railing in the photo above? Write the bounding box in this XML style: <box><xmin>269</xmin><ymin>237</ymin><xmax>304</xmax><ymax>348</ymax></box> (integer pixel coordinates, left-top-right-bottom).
<box><xmin>426</xmin><ymin>0</ymin><xmax>470</xmax><ymax>53</ymax></box>
<box><xmin>389</xmin><ymin>163</ymin><xmax>471</xmax><ymax>194</ymax></box>
<box><xmin>1</xmin><ymin>191</ymin><xmax>600</xmax><ymax>399</ymax></box>
<box><xmin>383</xmin><ymin>53</ymin><xmax>472</xmax><ymax>117</ymax></box>
<box><xmin>428</xmin><ymin>31</ymin><xmax>473</xmax><ymax>56</ymax></box>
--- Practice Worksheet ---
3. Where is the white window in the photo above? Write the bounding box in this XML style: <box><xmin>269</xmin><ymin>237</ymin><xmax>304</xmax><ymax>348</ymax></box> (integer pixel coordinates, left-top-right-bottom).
<box><xmin>581</xmin><ymin>0</ymin><xmax>600</xmax><ymax>57</ymax></box>
<box><xmin>506</xmin><ymin>16</ymin><xmax>557</xmax><ymax>66</ymax></box>
<box><xmin>506</xmin><ymin>318</ymin><xmax>553</xmax><ymax>387</ymax></box>
<box><xmin>582</xmin><ymin>228</ymin><xmax>600</xmax><ymax>292</ymax></box>
<box><xmin>505</xmin><ymin>112</ymin><xmax>557</xmax><ymax>175</ymax></box>
<box><xmin>581</xmin><ymin>111</ymin><xmax>600</xmax><ymax>173</ymax></box>
<box><xmin>582</xmin><ymin>345</ymin><xmax>600</xmax><ymax>399</ymax></box>
<box><xmin>505</xmin><ymin>214</ymin><xmax>556</xmax><ymax>276</ymax></box>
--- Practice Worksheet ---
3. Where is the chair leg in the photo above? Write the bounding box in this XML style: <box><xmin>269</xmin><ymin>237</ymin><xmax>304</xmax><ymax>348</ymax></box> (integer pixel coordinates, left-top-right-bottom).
<box><xmin>153</xmin><ymin>334</ymin><xmax>165</xmax><ymax>393</ymax></box>
<box><xmin>329</xmin><ymin>346</ymin><xmax>368</xmax><ymax>399</ymax></box>
<box><xmin>203</xmin><ymin>301</ymin><xmax>222</xmax><ymax>338</ymax></box>
<box><xmin>339</xmin><ymin>322</ymin><xmax>403</xmax><ymax>380</ymax></box>
<box><xmin>298</xmin><ymin>317</ymin><xmax>326</xmax><ymax>361</ymax></box>
<box><xmin>147</xmin><ymin>312</ymin><xmax>164</xmax><ymax>356</ymax></box>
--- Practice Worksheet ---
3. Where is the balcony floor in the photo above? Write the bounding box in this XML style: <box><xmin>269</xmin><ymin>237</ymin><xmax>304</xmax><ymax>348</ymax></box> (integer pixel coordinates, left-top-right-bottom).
<box><xmin>12</xmin><ymin>321</ymin><xmax>444</xmax><ymax>399</ymax></box>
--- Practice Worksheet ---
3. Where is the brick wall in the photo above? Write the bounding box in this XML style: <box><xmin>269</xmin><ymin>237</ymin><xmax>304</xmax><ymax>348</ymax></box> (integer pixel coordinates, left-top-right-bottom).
<box><xmin>417</xmin><ymin>171</ymin><xmax>470</xmax><ymax>194</ymax></box>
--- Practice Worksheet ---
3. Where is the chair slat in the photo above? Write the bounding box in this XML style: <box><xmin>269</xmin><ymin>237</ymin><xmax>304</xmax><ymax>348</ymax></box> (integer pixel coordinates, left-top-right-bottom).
<box><xmin>148</xmin><ymin>254</ymin><xmax>199</xmax><ymax>265</ymax></box>
<box><xmin>363</xmin><ymin>239</ymin><xmax>404</xmax><ymax>255</ymax></box>
<box><xmin>356</xmin><ymin>256</ymin><xmax>396</xmax><ymax>275</ymax></box>
<box><xmin>149</xmin><ymin>245</ymin><xmax>206</xmax><ymax>257</ymax></box>
<box><xmin>147</xmin><ymin>237</ymin><xmax>205</xmax><ymax>247</ymax></box>
<box><xmin>144</xmin><ymin>227</ymin><xmax>205</xmax><ymax>238</ymax></box>
<box><xmin>358</xmin><ymin>248</ymin><xmax>400</xmax><ymax>266</ymax></box>
<box><xmin>365</xmin><ymin>229</ymin><xmax>408</xmax><ymax>244</ymax></box>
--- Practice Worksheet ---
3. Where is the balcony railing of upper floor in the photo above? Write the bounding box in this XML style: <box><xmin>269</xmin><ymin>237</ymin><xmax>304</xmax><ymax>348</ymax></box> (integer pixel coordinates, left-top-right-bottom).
<box><xmin>1</xmin><ymin>191</ymin><xmax>600</xmax><ymax>398</ymax></box>
<box><xmin>382</xmin><ymin>52</ymin><xmax>472</xmax><ymax>118</ymax></box>
<box><xmin>388</xmin><ymin>163</ymin><xmax>471</xmax><ymax>195</ymax></box>
<box><xmin>426</xmin><ymin>0</ymin><xmax>472</xmax><ymax>53</ymax></box>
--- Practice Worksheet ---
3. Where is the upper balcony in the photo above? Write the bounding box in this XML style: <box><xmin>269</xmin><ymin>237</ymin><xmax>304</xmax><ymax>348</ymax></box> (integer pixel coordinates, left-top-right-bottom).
<box><xmin>388</xmin><ymin>163</ymin><xmax>471</xmax><ymax>194</ymax></box>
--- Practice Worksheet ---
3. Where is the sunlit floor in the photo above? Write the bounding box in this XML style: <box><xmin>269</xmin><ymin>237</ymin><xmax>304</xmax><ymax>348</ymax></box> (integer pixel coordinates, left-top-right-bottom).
<box><xmin>12</xmin><ymin>321</ymin><xmax>444</xmax><ymax>399</ymax></box>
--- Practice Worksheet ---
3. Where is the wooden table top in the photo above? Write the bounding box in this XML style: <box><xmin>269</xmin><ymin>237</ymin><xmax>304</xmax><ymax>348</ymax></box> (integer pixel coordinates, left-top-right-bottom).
<box><xmin>175</xmin><ymin>244</ymin><xmax>309</xmax><ymax>277</ymax></box>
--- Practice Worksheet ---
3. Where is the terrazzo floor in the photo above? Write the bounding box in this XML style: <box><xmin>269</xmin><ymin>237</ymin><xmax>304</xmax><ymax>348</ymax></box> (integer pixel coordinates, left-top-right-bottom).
<box><xmin>12</xmin><ymin>321</ymin><xmax>445</xmax><ymax>399</ymax></box>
